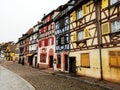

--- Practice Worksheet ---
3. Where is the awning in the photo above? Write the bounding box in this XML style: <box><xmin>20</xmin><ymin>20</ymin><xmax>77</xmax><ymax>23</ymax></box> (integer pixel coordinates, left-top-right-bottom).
<box><xmin>26</xmin><ymin>54</ymin><xmax>33</xmax><ymax>56</ymax></box>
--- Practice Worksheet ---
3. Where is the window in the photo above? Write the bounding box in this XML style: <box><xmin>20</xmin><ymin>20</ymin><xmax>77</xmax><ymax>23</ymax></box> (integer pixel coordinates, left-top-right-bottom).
<box><xmin>110</xmin><ymin>0</ymin><xmax>117</xmax><ymax>5</ymax></box>
<box><xmin>78</xmin><ymin>31</ymin><xmax>84</xmax><ymax>41</ymax></box>
<box><xmin>41</xmin><ymin>40</ymin><xmax>44</xmax><ymax>47</ymax></box>
<box><xmin>81</xmin><ymin>53</ymin><xmax>90</xmax><ymax>67</ymax></box>
<box><xmin>111</xmin><ymin>20</ymin><xmax>120</xmax><ymax>33</ymax></box>
<box><xmin>61</xmin><ymin>37</ymin><xmax>65</xmax><ymax>45</ymax></box>
<box><xmin>65</xmin><ymin>34</ymin><xmax>69</xmax><ymax>44</ymax></box>
<box><xmin>40</xmin><ymin>54</ymin><xmax>46</xmax><ymax>63</ymax></box>
<box><xmin>77</xmin><ymin>8</ymin><xmax>82</xmax><ymax>19</ymax></box>
<box><xmin>48</xmin><ymin>38</ymin><xmax>52</xmax><ymax>45</ymax></box>
<box><xmin>109</xmin><ymin>51</ymin><xmax>120</xmax><ymax>67</ymax></box>
<box><xmin>59</xmin><ymin>18</ymin><xmax>65</xmax><ymax>28</ymax></box>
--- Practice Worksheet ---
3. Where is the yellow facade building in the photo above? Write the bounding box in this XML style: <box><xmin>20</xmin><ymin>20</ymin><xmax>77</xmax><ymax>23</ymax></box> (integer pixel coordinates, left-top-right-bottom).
<box><xmin>69</xmin><ymin>0</ymin><xmax>120</xmax><ymax>83</ymax></box>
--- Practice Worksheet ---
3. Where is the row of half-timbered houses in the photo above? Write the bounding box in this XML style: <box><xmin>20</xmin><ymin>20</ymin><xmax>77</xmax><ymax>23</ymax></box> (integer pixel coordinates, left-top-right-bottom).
<box><xmin>17</xmin><ymin>0</ymin><xmax>120</xmax><ymax>83</ymax></box>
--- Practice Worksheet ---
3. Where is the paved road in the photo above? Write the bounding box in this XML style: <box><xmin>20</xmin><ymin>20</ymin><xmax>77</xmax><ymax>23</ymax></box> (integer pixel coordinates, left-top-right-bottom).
<box><xmin>0</xmin><ymin>60</ymin><xmax>109</xmax><ymax>90</ymax></box>
<box><xmin>0</xmin><ymin>65</ymin><xmax>35</xmax><ymax>90</ymax></box>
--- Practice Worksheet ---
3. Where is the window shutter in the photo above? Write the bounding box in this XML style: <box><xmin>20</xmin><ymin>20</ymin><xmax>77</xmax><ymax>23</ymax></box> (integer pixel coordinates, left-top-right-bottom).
<box><xmin>52</xmin><ymin>37</ymin><xmax>54</xmax><ymax>45</ymax></box>
<box><xmin>44</xmin><ymin>38</ymin><xmax>48</xmax><ymax>46</ymax></box>
<box><xmin>72</xmin><ymin>32</ymin><xmax>77</xmax><ymax>42</ymax></box>
<box><xmin>109</xmin><ymin>51</ymin><xmax>117</xmax><ymax>66</ymax></box>
<box><xmin>71</xmin><ymin>11</ymin><xmax>76</xmax><ymax>21</ymax></box>
<box><xmin>38</xmin><ymin>40</ymin><xmax>41</xmax><ymax>47</ymax></box>
<box><xmin>102</xmin><ymin>0</ymin><xmax>108</xmax><ymax>9</ymax></box>
<box><xmin>101</xmin><ymin>22</ymin><xmax>110</xmax><ymax>35</ymax></box>
<box><xmin>84</xmin><ymin>28</ymin><xmax>89</xmax><ymax>38</ymax></box>
<box><xmin>41</xmin><ymin>28</ymin><xmax>44</xmax><ymax>33</ymax></box>
<box><xmin>117</xmin><ymin>51</ymin><xmax>120</xmax><ymax>67</ymax></box>
<box><xmin>82</xmin><ymin>4</ymin><xmax>87</xmax><ymax>16</ymax></box>
<box><xmin>81</xmin><ymin>53</ymin><xmax>90</xmax><ymax>67</ymax></box>
<box><xmin>46</xmin><ymin>26</ymin><xmax>48</xmax><ymax>31</ymax></box>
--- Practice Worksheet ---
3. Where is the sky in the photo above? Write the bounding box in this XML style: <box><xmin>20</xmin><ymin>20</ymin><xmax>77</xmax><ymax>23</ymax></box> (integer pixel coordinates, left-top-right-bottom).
<box><xmin>0</xmin><ymin>0</ymin><xmax>69</xmax><ymax>43</ymax></box>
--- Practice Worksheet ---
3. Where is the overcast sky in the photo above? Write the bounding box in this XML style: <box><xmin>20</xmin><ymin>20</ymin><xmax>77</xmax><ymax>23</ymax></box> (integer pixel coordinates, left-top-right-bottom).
<box><xmin>0</xmin><ymin>0</ymin><xmax>68</xmax><ymax>43</ymax></box>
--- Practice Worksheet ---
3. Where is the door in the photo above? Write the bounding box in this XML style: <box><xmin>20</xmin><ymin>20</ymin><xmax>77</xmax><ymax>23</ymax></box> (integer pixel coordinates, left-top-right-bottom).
<box><xmin>49</xmin><ymin>56</ymin><xmax>53</xmax><ymax>68</ymax></box>
<box><xmin>28</xmin><ymin>56</ymin><xmax>33</xmax><ymax>66</ymax></box>
<box><xmin>69</xmin><ymin>57</ymin><xmax>76</xmax><ymax>73</ymax></box>
<box><xmin>57</xmin><ymin>54</ymin><xmax>61</xmax><ymax>68</ymax></box>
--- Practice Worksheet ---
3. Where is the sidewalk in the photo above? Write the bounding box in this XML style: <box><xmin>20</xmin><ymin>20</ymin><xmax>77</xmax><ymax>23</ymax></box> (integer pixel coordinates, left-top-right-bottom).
<box><xmin>41</xmin><ymin>68</ymin><xmax>120</xmax><ymax>90</ymax></box>
<box><xmin>0</xmin><ymin>65</ymin><xmax>35</xmax><ymax>90</ymax></box>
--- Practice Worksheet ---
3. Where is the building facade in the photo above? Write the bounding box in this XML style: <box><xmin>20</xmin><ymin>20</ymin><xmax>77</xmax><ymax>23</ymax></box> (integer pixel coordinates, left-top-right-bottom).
<box><xmin>69</xmin><ymin>0</ymin><xmax>120</xmax><ymax>83</ymax></box>
<box><xmin>38</xmin><ymin>10</ymin><xmax>59</xmax><ymax>69</ymax></box>
<box><xmin>54</xmin><ymin>0</ymin><xmax>77</xmax><ymax>72</ymax></box>
<box><xmin>29</xmin><ymin>23</ymin><xmax>41</xmax><ymax>67</ymax></box>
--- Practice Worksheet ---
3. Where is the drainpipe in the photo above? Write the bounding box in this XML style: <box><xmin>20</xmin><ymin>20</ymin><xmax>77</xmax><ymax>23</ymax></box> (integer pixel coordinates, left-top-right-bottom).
<box><xmin>95</xmin><ymin>0</ymin><xmax>103</xmax><ymax>80</ymax></box>
<box><xmin>68</xmin><ymin>15</ymin><xmax>70</xmax><ymax>73</ymax></box>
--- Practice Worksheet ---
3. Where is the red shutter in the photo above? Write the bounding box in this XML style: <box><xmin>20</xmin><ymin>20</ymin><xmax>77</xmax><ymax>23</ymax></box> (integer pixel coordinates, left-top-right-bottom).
<box><xmin>44</xmin><ymin>38</ymin><xmax>48</xmax><ymax>46</ymax></box>
<box><xmin>41</xmin><ymin>28</ymin><xmax>44</xmax><ymax>33</ymax></box>
<box><xmin>38</xmin><ymin>40</ymin><xmax>41</xmax><ymax>47</ymax></box>
<box><xmin>52</xmin><ymin>37</ymin><xmax>54</xmax><ymax>45</ymax></box>
<box><xmin>45</xmin><ymin>15</ymin><xmax>50</xmax><ymax>22</ymax></box>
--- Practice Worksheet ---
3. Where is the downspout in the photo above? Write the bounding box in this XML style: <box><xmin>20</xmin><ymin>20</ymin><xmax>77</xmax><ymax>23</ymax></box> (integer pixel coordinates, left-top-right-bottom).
<box><xmin>95</xmin><ymin>0</ymin><xmax>103</xmax><ymax>80</ymax></box>
<box><xmin>68</xmin><ymin>14</ymin><xmax>70</xmax><ymax>73</ymax></box>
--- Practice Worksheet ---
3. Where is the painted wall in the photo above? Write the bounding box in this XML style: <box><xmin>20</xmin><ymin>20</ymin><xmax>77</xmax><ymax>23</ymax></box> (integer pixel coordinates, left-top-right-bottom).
<box><xmin>70</xmin><ymin>49</ymin><xmax>101</xmax><ymax>78</ymax></box>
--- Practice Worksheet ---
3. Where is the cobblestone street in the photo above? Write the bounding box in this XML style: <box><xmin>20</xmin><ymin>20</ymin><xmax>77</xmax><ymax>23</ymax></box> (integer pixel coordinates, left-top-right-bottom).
<box><xmin>0</xmin><ymin>60</ymin><xmax>118</xmax><ymax>90</ymax></box>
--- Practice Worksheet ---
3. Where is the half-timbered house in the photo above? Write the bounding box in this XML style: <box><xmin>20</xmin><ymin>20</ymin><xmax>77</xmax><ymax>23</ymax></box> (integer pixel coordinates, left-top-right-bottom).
<box><xmin>38</xmin><ymin>9</ymin><xmax>59</xmax><ymax>69</ymax></box>
<box><xmin>69</xmin><ymin>0</ymin><xmax>102</xmax><ymax>77</ymax></box>
<box><xmin>54</xmin><ymin>0</ymin><xmax>77</xmax><ymax>72</ymax></box>
<box><xmin>100</xmin><ymin>0</ymin><xmax>120</xmax><ymax>83</ymax></box>
<box><xmin>69</xmin><ymin>0</ymin><xmax>120</xmax><ymax>83</ymax></box>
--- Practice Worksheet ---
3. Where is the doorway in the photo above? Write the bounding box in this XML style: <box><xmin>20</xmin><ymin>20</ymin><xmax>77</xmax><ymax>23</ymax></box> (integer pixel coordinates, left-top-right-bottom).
<box><xmin>49</xmin><ymin>56</ymin><xmax>53</xmax><ymax>68</ymax></box>
<box><xmin>65</xmin><ymin>55</ymin><xmax>68</xmax><ymax>71</ymax></box>
<box><xmin>69</xmin><ymin>57</ymin><xmax>76</xmax><ymax>73</ymax></box>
